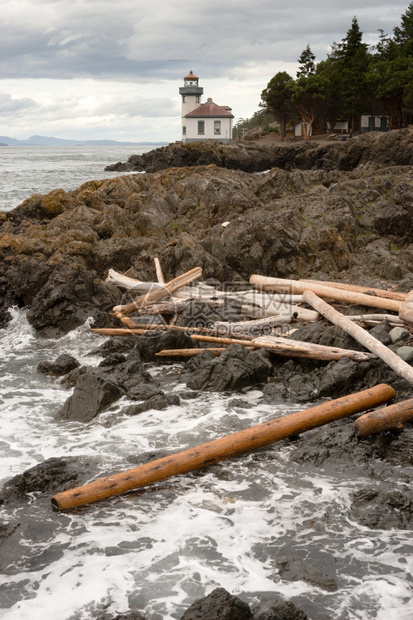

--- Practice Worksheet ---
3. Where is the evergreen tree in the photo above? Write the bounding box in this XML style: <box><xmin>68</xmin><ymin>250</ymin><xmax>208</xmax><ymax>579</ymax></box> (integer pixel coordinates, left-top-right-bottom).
<box><xmin>296</xmin><ymin>45</ymin><xmax>316</xmax><ymax>78</ymax></box>
<box><xmin>261</xmin><ymin>72</ymin><xmax>296</xmax><ymax>140</ymax></box>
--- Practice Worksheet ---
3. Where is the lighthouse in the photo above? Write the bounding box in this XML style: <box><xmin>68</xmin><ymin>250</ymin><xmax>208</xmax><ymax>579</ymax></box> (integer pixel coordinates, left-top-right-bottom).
<box><xmin>179</xmin><ymin>71</ymin><xmax>234</xmax><ymax>143</ymax></box>
<box><xmin>179</xmin><ymin>70</ymin><xmax>204</xmax><ymax>119</ymax></box>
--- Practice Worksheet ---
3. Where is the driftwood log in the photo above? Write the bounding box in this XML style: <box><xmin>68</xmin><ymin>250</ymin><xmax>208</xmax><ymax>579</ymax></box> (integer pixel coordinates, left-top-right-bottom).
<box><xmin>188</xmin><ymin>333</ymin><xmax>375</xmax><ymax>362</ymax></box>
<box><xmin>51</xmin><ymin>384</ymin><xmax>395</xmax><ymax>510</ymax></box>
<box><xmin>354</xmin><ymin>399</ymin><xmax>413</xmax><ymax>437</ymax></box>
<box><xmin>156</xmin><ymin>348</ymin><xmax>244</xmax><ymax>357</ymax></box>
<box><xmin>399</xmin><ymin>291</ymin><xmax>413</xmax><ymax>325</ymax></box>
<box><xmin>250</xmin><ymin>275</ymin><xmax>401</xmax><ymax>313</ymax></box>
<box><xmin>154</xmin><ymin>257</ymin><xmax>165</xmax><ymax>284</ymax></box>
<box><xmin>299</xmin><ymin>278</ymin><xmax>407</xmax><ymax>302</ymax></box>
<box><xmin>113</xmin><ymin>267</ymin><xmax>202</xmax><ymax>314</ymax></box>
<box><xmin>303</xmin><ymin>290</ymin><xmax>413</xmax><ymax>386</ymax></box>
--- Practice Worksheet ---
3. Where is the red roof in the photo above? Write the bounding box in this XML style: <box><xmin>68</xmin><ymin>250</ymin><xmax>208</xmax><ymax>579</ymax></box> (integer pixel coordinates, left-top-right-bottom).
<box><xmin>184</xmin><ymin>71</ymin><xmax>199</xmax><ymax>80</ymax></box>
<box><xmin>185</xmin><ymin>99</ymin><xmax>234</xmax><ymax>119</ymax></box>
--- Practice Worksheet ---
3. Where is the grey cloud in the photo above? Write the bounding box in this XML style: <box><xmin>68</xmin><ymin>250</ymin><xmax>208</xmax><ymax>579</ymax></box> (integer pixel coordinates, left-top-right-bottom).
<box><xmin>0</xmin><ymin>0</ymin><xmax>407</xmax><ymax>80</ymax></box>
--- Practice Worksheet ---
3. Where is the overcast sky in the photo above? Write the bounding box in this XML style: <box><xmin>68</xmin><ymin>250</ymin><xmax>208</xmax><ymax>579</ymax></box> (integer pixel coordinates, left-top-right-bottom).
<box><xmin>0</xmin><ymin>0</ymin><xmax>409</xmax><ymax>142</ymax></box>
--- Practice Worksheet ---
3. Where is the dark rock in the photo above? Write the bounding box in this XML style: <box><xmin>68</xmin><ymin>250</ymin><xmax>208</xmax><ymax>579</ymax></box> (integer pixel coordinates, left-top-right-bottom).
<box><xmin>57</xmin><ymin>372</ymin><xmax>124</xmax><ymax>422</ymax></box>
<box><xmin>0</xmin><ymin>456</ymin><xmax>104</xmax><ymax>574</ymax></box>
<box><xmin>180</xmin><ymin>587</ymin><xmax>252</xmax><ymax>620</ymax></box>
<box><xmin>184</xmin><ymin>344</ymin><xmax>273</xmax><ymax>392</ymax></box>
<box><xmin>96</xmin><ymin>611</ymin><xmax>145</xmax><ymax>620</ymax></box>
<box><xmin>368</xmin><ymin>321</ymin><xmax>392</xmax><ymax>345</ymax></box>
<box><xmin>136</xmin><ymin>329</ymin><xmax>195</xmax><ymax>362</ymax></box>
<box><xmin>289</xmin><ymin>322</ymin><xmax>365</xmax><ymax>352</ymax></box>
<box><xmin>351</xmin><ymin>485</ymin><xmax>413</xmax><ymax>529</ymax></box>
<box><xmin>106</xmin><ymin>130</ymin><xmax>413</xmax><ymax>174</ymax></box>
<box><xmin>0</xmin><ymin>456</ymin><xmax>100</xmax><ymax>506</ymax></box>
<box><xmin>275</xmin><ymin>555</ymin><xmax>338</xmax><ymax>592</ymax></box>
<box><xmin>252</xmin><ymin>598</ymin><xmax>308</xmax><ymax>620</ymax></box>
<box><xmin>288</xmin><ymin>424</ymin><xmax>403</xmax><ymax>469</ymax></box>
<box><xmin>124</xmin><ymin>393</ymin><xmax>180</xmax><ymax>415</ymax></box>
<box><xmin>98</xmin><ymin>352</ymin><xmax>128</xmax><ymax>366</ymax></box>
<box><xmin>37</xmin><ymin>353</ymin><xmax>80</xmax><ymax>376</ymax></box>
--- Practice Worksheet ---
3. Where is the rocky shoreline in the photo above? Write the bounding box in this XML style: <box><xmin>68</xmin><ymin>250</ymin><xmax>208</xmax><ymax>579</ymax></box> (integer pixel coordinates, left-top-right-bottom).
<box><xmin>1</xmin><ymin>129</ymin><xmax>413</xmax><ymax>619</ymax></box>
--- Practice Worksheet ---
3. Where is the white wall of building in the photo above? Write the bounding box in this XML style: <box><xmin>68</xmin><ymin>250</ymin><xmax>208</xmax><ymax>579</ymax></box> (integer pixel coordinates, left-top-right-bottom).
<box><xmin>185</xmin><ymin>117</ymin><xmax>233</xmax><ymax>142</ymax></box>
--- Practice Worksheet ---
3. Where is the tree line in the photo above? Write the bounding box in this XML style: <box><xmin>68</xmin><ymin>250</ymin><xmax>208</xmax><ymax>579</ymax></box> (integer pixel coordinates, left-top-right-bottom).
<box><xmin>235</xmin><ymin>3</ymin><xmax>413</xmax><ymax>141</ymax></box>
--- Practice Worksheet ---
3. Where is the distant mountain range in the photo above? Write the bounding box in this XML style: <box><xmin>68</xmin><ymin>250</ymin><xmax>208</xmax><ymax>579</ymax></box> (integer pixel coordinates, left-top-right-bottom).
<box><xmin>0</xmin><ymin>135</ymin><xmax>167</xmax><ymax>147</ymax></box>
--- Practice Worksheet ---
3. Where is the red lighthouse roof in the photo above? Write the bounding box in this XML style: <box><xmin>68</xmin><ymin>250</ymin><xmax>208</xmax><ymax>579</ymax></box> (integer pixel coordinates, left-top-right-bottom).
<box><xmin>184</xmin><ymin>70</ymin><xmax>199</xmax><ymax>80</ymax></box>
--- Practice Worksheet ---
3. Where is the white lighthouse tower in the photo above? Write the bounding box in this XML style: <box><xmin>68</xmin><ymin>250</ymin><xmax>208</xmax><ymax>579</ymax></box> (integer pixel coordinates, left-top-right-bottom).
<box><xmin>179</xmin><ymin>71</ymin><xmax>203</xmax><ymax>142</ymax></box>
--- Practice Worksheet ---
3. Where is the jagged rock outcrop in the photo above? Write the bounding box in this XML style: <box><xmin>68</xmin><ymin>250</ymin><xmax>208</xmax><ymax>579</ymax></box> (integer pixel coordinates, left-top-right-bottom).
<box><xmin>105</xmin><ymin>128</ymin><xmax>413</xmax><ymax>173</ymax></box>
<box><xmin>0</xmin><ymin>130</ymin><xmax>413</xmax><ymax>336</ymax></box>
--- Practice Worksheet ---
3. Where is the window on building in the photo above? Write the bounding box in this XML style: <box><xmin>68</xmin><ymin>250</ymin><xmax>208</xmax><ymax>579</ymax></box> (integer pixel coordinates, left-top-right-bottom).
<box><xmin>196</xmin><ymin>96</ymin><xmax>200</xmax><ymax>103</ymax></box>
<box><xmin>214</xmin><ymin>121</ymin><xmax>221</xmax><ymax>135</ymax></box>
<box><xmin>183</xmin><ymin>126</ymin><xmax>186</xmax><ymax>135</ymax></box>
<box><xmin>198</xmin><ymin>121</ymin><xmax>205</xmax><ymax>135</ymax></box>
<box><xmin>182</xmin><ymin>96</ymin><xmax>186</xmax><ymax>103</ymax></box>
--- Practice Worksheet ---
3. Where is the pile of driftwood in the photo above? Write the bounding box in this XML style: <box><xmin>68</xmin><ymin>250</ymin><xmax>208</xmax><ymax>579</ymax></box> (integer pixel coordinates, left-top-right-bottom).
<box><xmin>92</xmin><ymin>261</ymin><xmax>413</xmax><ymax>380</ymax></box>
<box><xmin>50</xmin><ymin>264</ymin><xmax>413</xmax><ymax>511</ymax></box>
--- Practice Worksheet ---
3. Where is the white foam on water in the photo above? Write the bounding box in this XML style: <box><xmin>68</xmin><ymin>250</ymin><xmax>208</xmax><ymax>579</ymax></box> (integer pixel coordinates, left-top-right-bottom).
<box><xmin>1</xmin><ymin>311</ymin><xmax>412</xmax><ymax>619</ymax></box>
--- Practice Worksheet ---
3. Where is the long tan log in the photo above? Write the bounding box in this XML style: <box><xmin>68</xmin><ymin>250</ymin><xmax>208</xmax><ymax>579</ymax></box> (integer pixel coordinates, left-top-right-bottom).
<box><xmin>190</xmin><ymin>334</ymin><xmax>375</xmax><ymax>362</ymax></box>
<box><xmin>213</xmin><ymin>316</ymin><xmax>297</xmax><ymax>335</ymax></box>
<box><xmin>398</xmin><ymin>291</ymin><xmax>413</xmax><ymax>325</ymax></box>
<box><xmin>250</xmin><ymin>275</ymin><xmax>401</xmax><ymax>312</ymax></box>
<box><xmin>51</xmin><ymin>384</ymin><xmax>395</xmax><ymax>510</ymax></box>
<box><xmin>348</xmin><ymin>313</ymin><xmax>403</xmax><ymax>324</ymax></box>
<box><xmin>302</xmin><ymin>290</ymin><xmax>413</xmax><ymax>386</ymax></box>
<box><xmin>134</xmin><ymin>299</ymin><xmax>190</xmax><ymax>315</ymax></box>
<box><xmin>354</xmin><ymin>399</ymin><xmax>413</xmax><ymax>437</ymax></box>
<box><xmin>156</xmin><ymin>348</ymin><xmax>239</xmax><ymax>357</ymax></box>
<box><xmin>92</xmin><ymin>325</ymin><xmax>255</xmax><ymax>341</ymax></box>
<box><xmin>254</xmin><ymin>336</ymin><xmax>375</xmax><ymax>362</ymax></box>
<box><xmin>190</xmin><ymin>334</ymin><xmax>308</xmax><ymax>354</ymax></box>
<box><xmin>113</xmin><ymin>267</ymin><xmax>203</xmax><ymax>314</ymax></box>
<box><xmin>299</xmin><ymin>278</ymin><xmax>407</xmax><ymax>302</ymax></box>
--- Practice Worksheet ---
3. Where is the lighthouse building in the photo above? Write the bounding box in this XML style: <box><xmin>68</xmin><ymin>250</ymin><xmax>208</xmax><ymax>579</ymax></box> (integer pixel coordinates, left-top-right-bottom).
<box><xmin>179</xmin><ymin>71</ymin><xmax>234</xmax><ymax>143</ymax></box>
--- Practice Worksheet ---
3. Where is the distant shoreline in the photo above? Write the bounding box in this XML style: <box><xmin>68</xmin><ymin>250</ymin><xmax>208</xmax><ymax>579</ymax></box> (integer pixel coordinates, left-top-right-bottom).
<box><xmin>0</xmin><ymin>134</ymin><xmax>168</xmax><ymax>147</ymax></box>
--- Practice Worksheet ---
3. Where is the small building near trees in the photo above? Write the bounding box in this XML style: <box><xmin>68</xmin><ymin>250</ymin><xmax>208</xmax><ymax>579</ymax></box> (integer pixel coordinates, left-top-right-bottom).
<box><xmin>179</xmin><ymin>71</ymin><xmax>234</xmax><ymax>143</ymax></box>
<box><xmin>360</xmin><ymin>114</ymin><xmax>389</xmax><ymax>132</ymax></box>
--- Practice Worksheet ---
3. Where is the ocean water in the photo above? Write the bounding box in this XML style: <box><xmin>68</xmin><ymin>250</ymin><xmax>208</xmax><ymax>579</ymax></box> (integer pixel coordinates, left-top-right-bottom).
<box><xmin>0</xmin><ymin>150</ymin><xmax>413</xmax><ymax>619</ymax></box>
<box><xmin>0</xmin><ymin>145</ymin><xmax>158</xmax><ymax>212</ymax></box>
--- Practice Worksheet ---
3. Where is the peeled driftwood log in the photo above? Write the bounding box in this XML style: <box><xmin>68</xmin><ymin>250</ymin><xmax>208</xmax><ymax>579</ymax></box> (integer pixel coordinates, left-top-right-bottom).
<box><xmin>250</xmin><ymin>275</ymin><xmax>401</xmax><ymax>313</ymax></box>
<box><xmin>348</xmin><ymin>313</ymin><xmax>404</xmax><ymax>325</ymax></box>
<box><xmin>106</xmin><ymin>269</ymin><xmax>164</xmax><ymax>293</ymax></box>
<box><xmin>113</xmin><ymin>267</ymin><xmax>202</xmax><ymax>314</ymax></box>
<box><xmin>51</xmin><ymin>384</ymin><xmax>395</xmax><ymax>510</ymax></box>
<box><xmin>189</xmin><ymin>334</ymin><xmax>375</xmax><ymax>361</ymax></box>
<box><xmin>303</xmin><ymin>291</ymin><xmax>413</xmax><ymax>386</ymax></box>
<box><xmin>354</xmin><ymin>399</ymin><xmax>413</xmax><ymax>437</ymax></box>
<box><xmin>253</xmin><ymin>335</ymin><xmax>375</xmax><ymax>362</ymax></box>
<box><xmin>213</xmin><ymin>309</ymin><xmax>319</xmax><ymax>336</ymax></box>
<box><xmin>156</xmin><ymin>348</ymin><xmax>238</xmax><ymax>357</ymax></box>
<box><xmin>299</xmin><ymin>278</ymin><xmax>407</xmax><ymax>302</ymax></box>
<box><xmin>92</xmin><ymin>325</ymin><xmax>255</xmax><ymax>341</ymax></box>
<box><xmin>398</xmin><ymin>291</ymin><xmax>413</xmax><ymax>325</ymax></box>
